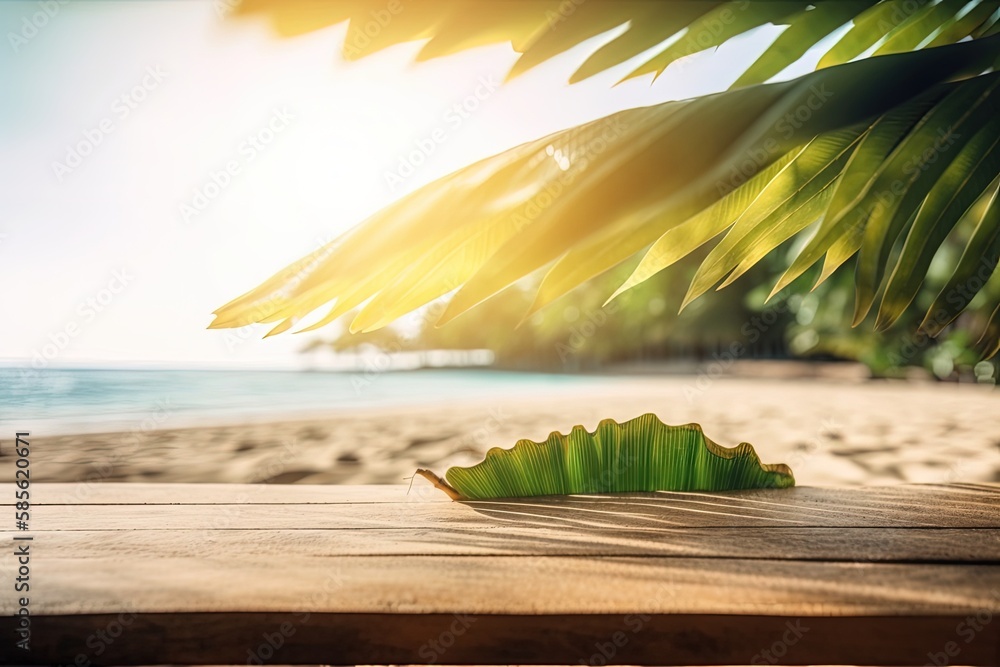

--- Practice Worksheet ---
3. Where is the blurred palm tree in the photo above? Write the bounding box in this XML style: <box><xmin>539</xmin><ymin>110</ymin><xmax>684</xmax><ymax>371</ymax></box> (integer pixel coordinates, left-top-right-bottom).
<box><xmin>212</xmin><ymin>1</ymin><xmax>1000</xmax><ymax>362</ymax></box>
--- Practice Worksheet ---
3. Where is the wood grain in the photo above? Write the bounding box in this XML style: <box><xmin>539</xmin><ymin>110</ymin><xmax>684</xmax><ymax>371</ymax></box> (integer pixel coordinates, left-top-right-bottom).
<box><xmin>21</xmin><ymin>480</ymin><xmax>1000</xmax><ymax>506</ymax></box>
<box><xmin>9</xmin><ymin>554</ymin><xmax>1000</xmax><ymax>615</ymax></box>
<box><xmin>0</xmin><ymin>483</ymin><xmax>997</xmax><ymax>666</ymax></box>
<box><xmin>8</xmin><ymin>526</ymin><xmax>999</xmax><ymax>561</ymax></box>
<box><xmin>19</xmin><ymin>487</ymin><xmax>1000</xmax><ymax>529</ymax></box>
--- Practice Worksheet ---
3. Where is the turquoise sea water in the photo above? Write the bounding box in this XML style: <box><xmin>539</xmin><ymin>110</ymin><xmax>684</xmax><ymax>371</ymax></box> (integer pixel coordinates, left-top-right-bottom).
<box><xmin>0</xmin><ymin>367</ymin><xmax>602</xmax><ymax>434</ymax></box>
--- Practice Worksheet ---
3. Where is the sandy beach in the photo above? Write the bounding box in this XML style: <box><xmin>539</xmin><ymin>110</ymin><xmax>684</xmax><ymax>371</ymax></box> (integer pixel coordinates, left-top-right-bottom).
<box><xmin>9</xmin><ymin>371</ymin><xmax>998</xmax><ymax>489</ymax></box>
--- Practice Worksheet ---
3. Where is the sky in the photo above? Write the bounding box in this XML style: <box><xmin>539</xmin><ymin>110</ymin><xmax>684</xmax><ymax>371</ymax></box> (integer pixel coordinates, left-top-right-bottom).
<box><xmin>0</xmin><ymin>1</ymin><xmax>796</xmax><ymax>369</ymax></box>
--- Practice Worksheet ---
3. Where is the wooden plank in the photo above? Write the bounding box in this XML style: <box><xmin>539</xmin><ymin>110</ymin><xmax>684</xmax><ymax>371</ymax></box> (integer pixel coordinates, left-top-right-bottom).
<box><xmin>1</xmin><ymin>483</ymin><xmax>997</xmax><ymax>666</ymax></box>
<box><xmin>21</xmin><ymin>481</ymin><xmax>1000</xmax><ymax>506</ymax></box>
<box><xmin>1</xmin><ymin>613</ymin><xmax>997</xmax><ymax>666</ymax></box>
<box><xmin>6</xmin><ymin>555</ymin><xmax>999</xmax><ymax>616</ymax></box>
<box><xmin>21</xmin><ymin>482</ymin><xmax>451</xmax><ymax>505</ymax></box>
<box><xmin>2</xmin><ymin>557</ymin><xmax>998</xmax><ymax>665</ymax></box>
<box><xmin>22</xmin><ymin>494</ymin><xmax>1000</xmax><ymax>529</ymax></box>
<box><xmin>7</xmin><ymin>527</ymin><xmax>1000</xmax><ymax>561</ymax></box>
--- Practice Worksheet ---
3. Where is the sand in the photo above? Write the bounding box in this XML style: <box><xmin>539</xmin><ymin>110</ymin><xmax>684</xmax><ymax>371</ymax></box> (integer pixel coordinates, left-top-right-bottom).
<box><xmin>8</xmin><ymin>371</ymin><xmax>998</xmax><ymax>489</ymax></box>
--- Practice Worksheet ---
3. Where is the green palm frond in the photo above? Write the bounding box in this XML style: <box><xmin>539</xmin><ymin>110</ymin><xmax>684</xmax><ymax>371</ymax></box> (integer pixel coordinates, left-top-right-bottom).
<box><xmin>237</xmin><ymin>0</ymin><xmax>1000</xmax><ymax>84</ymax></box>
<box><xmin>416</xmin><ymin>415</ymin><xmax>794</xmax><ymax>500</ymax></box>
<box><xmin>212</xmin><ymin>36</ymin><xmax>1000</xmax><ymax>354</ymax></box>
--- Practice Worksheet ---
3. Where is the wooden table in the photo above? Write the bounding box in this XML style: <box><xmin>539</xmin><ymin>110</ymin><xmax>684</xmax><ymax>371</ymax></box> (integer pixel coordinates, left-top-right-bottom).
<box><xmin>1</xmin><ymin>482</ymin><xmax>998</xmax><ymax>665</ymax></box>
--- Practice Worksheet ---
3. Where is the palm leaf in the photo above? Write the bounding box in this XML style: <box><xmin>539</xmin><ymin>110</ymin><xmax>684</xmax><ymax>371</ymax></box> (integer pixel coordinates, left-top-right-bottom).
<box><xmin>433</xmin><ymin>82</ymin><xmax>812</xmax><ymax>325</ymax></box>
<box><xmin>416</xmin><ymin>414</ymin><xmax>794</xmax><ymax>500</ymax></box>
<box><xmin>614</xmin><ymin>164</ymin><xmax>796</xmax><ymax>296</ymax></box>
<box><xmin>551</xmin><ymin>151</ymin><xmax>801</xmax><ymax>312</ymax></box>
<box><xmin>852</xmin><ymin>72</ymin><xmax>1000</xmax><ymax>325</ymax></box>
<box><xmin>771</xmin><ymin>88</ymin><xmax>948</xmax><ymax>293</ymax></box>
<box><xmin>974</xmin><ymin>5</ymin><xmax>1000</xmax><ymax>37</ymax></box>
<box><xmin>212</xmin><ymin>36</ymin><xmax>1000</xmax><ymax>353</ymax></box>
<box><xmin>236</xmin><ymin>0</ymin><xmax>999</xmax><ymax>84</ymax></box>
<box><xmin>569</xmin><ymin>2</ymin><xmax>720</xmax><ymax>84</ymax></box>
<box><xmin>870</xmin><ymin>0</ymin><xmax>967</xmax><ymax>57</ymax></box>
<box><xmin>679</xmin><ymin>125</ymin><xmax>865</xmax><ymax>305</ymax></box>
<box><xmin>619</xmin><ymin>1</ymin><xmax>806</xmax><ymax>84</ymax></box>
<box><xmin>877</xmin><ymin>114</ymin><xmax>1000</xmax><ymax>330</ymax></box>
<box><xmin>817</xmin><ymin>0</ymin><xmax>930</xmax><ymax>67</ymax></box>
<box><xmin>730</xmin><ymin>1</ymin><xmax>871</xmax><ymax>89</ymax></box>
<box><xmin>717</xmin><ymin>179</ymin><xmax>836</xmax><ymax>290</ymax></box>
<box><xmin>497</xmin><ymin>1</ymin><xmax>650</xmax><ymax>79</ymax></box>
<box><xmin>920</xmin><ymin>180</ymin><xmax>1000</xmax><ymax>336</ymax></box>
<box><xmin>927</xmin><ymin>0</ymin><xmax>999</xmax><ymax>46</ymax></box>
<box><xmin>436</xmin><ymin>42</ymin><xmax>997</xmax><ymax>325</ymax></box>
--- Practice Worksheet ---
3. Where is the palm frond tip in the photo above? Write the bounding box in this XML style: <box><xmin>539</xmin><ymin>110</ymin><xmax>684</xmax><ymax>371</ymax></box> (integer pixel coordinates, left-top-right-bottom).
<box><xmin>236</xmin><ymin>0</ymin><xmax>1000</xmax><ymax>85</ymax></box>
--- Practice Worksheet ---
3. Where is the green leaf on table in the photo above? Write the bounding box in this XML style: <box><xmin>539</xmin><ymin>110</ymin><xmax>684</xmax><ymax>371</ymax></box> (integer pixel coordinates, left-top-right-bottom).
<box><xmin>418</xmin><ymin>414</ymin><xmax>794</xmax><ymax>500</ymax></box>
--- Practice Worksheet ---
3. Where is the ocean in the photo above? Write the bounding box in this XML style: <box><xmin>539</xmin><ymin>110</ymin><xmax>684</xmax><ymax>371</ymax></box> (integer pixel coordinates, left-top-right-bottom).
<box><xmin>0</xmin><ymin>366</ymin><xmax>604</xmax><ymax>435</ymax></box>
